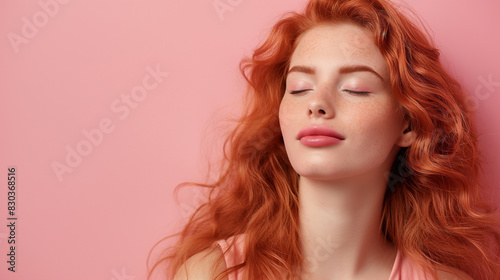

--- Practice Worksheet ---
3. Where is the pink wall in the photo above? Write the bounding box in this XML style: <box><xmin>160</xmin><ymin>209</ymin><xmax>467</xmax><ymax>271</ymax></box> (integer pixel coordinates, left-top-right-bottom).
<box><xmin>1</xmin><ymin>0</ymin><xmax>498</xmax><ymax>279</ymax></box>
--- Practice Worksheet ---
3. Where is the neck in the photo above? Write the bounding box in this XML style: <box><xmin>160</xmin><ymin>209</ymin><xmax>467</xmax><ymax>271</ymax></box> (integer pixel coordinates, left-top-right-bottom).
<box><xmin>298</xmin><ymin>172</ymin><xmax>396</xmax><ymax>280</ymax></box>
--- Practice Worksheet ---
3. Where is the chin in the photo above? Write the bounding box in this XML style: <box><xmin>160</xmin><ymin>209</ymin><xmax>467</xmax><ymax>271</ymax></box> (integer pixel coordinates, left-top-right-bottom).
<box><xmin>295</xmin><ymin>164</ymin><xmax>387</xmax><ymax>183</ymax></box>
<box><xmin>295</xmin><ymin>167</ymin><xmax>348</xmax><ymax>181</ymax></box>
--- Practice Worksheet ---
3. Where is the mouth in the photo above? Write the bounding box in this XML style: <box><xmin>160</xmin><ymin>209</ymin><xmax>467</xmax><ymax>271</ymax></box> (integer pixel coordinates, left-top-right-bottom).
<box><xmin>296</xmin><ymin>125</ymin><xmax>345</xmax><ymax>147</ymax></box>
<box><xmin>297</xmin><ymin>125</ymin><xmax>345</xmax><ymax>140</ymax></box>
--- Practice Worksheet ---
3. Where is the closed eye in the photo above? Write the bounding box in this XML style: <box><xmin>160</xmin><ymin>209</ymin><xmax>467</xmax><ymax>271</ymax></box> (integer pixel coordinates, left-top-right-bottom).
<box><xmin>343</xmin><ymin>89</ymin><xmax>370</xmax><ymax>95</ymax></box>
<box><xmin>290</xmin><ymin>89</ymin><xmax>310</xmax><ymax>94</ymax></box>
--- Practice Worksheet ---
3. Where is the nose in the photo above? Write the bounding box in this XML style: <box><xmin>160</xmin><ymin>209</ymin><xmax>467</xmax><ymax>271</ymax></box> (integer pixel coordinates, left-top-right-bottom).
<box><xmin>307</xmin><ymin>89</ymin><xmax>335</xmax><ymax>119</ymax></box>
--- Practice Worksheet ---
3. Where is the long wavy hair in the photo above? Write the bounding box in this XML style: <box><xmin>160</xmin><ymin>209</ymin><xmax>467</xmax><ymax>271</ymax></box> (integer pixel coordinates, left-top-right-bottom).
<box><xmin>149</xmin><ymin>0</ymin><xmax>500</xmax><ymax>279</ymax></box>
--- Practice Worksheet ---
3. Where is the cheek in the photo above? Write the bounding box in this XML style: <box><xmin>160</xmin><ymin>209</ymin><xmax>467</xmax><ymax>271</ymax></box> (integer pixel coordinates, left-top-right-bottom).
<box><xmin>278</xmin><ymin>98</ymin><xmax>296</xmax><ymax>134</ymax></box>
<box><xmin>349</xmin><ymin>103</ymin><xmax>402</xmax><ymax>144</ymax></box>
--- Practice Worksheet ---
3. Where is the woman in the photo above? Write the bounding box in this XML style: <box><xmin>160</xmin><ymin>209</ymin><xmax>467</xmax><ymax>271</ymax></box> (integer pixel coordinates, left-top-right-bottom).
<box><xmin>149</xmin><ymin>0</ymin><xmax>500</xmax><ymax>279</ymax></box>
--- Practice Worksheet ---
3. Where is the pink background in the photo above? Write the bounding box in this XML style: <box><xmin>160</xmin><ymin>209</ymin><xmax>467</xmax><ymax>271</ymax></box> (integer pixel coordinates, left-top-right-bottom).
<box><xmin>1</xmin><ymin>0</ymin><xmax>499</xmax><ymax>279</ymax></box>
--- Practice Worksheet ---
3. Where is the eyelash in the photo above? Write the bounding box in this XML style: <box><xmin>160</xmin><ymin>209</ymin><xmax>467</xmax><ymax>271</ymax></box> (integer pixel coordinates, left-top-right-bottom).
<box><xmin>342</xmin><ymin>89</ymin><xmax>370</xmax><ymax>95</ymax></box>
<box><xmin>289</xmin><ymin>89</ymin><xmax>370</xmax><ymax>95</ymax></box>
<box><xmin>290</xmin><ymin>89</ymin><xmax>309</xmax><ymax>94</ymax></box>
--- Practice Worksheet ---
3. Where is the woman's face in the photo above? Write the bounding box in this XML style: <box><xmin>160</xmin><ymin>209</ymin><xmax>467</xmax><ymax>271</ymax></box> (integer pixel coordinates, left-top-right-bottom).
<box><xmin>279</xmin><ymin>23</ymin><xmax>413</xmax><ymax>182</ymax></box>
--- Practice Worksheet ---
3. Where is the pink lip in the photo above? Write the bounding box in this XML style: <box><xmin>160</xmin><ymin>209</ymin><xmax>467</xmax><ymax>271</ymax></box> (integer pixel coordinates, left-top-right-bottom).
<box><xmin>297</xmin><ymin>125</ymin><xmax>345</xmax><ymax>147</ymax></box>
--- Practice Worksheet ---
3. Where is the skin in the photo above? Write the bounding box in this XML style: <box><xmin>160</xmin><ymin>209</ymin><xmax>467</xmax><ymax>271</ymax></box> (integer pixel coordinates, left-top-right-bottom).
<box><xmin>174</xmin><ymin>22</ymin><xmax>471</xmax><ymax>280</ymax></box>
<box><xmin>280</xmin><ymin>23</ymin><xmax>413</xmax><ymax>182</ymax></box>
<box><xmin>279</xmin><ymin>23</ymin><xmax>415</xmax><ymax>279</ymax></box>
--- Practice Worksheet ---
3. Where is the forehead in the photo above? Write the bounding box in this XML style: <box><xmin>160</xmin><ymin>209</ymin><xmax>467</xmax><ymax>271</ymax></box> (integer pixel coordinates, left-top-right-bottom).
<box><xmin>289</xmin><ymin>23</ymin><xmax>389</xmax><ymax>78</ymax></box>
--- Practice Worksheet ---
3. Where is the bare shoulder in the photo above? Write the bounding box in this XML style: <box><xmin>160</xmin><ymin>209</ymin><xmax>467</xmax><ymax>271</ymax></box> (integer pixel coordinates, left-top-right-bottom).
<box><xmin>174</xmin><ymin>245</ymin><xmax>228</xmax><ymax>280</ymax></box>
<box><xmin>435</xmin><ymin>265</ymin><xmax>473</xmax><ymax>280</ymax></box>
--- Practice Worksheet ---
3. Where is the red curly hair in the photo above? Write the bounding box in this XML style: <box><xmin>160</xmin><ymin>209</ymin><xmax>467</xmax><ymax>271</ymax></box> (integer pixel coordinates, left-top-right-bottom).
<box><xmin>149</xmin><ymin>0</ymin><xmax>500</xmax><ymax>279</ymax></box>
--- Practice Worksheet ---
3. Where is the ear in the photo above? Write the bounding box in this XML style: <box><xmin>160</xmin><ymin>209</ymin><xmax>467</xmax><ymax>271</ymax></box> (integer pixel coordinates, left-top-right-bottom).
<box><xmin>396</xmin><ymin>119</ymin><xmax>416</xmax><ymax>147</ymax></box>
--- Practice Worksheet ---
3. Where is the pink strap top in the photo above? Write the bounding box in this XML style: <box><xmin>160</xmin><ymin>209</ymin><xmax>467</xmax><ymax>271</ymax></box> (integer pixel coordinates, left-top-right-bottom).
<box><xmin>388</xmin><ymin>249</ymin><xmax>432</xmax><ymax>279</ymax></box>
<box><xmin>216</xmin><ymin>235</ymin><xmax>246</xmax><ymax>280</ymax></box>
<box><xmin>216</xmin><ymin>235</ymin><xmax>433</xmax><ymax>280</ymax></box>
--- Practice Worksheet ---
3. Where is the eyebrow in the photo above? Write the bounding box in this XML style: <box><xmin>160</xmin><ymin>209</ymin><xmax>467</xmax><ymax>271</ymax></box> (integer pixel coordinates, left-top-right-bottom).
<box><xmin>287</xmin><ymin>64</ymin><xmax>385</xmax><ymax>81</ymax></box>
